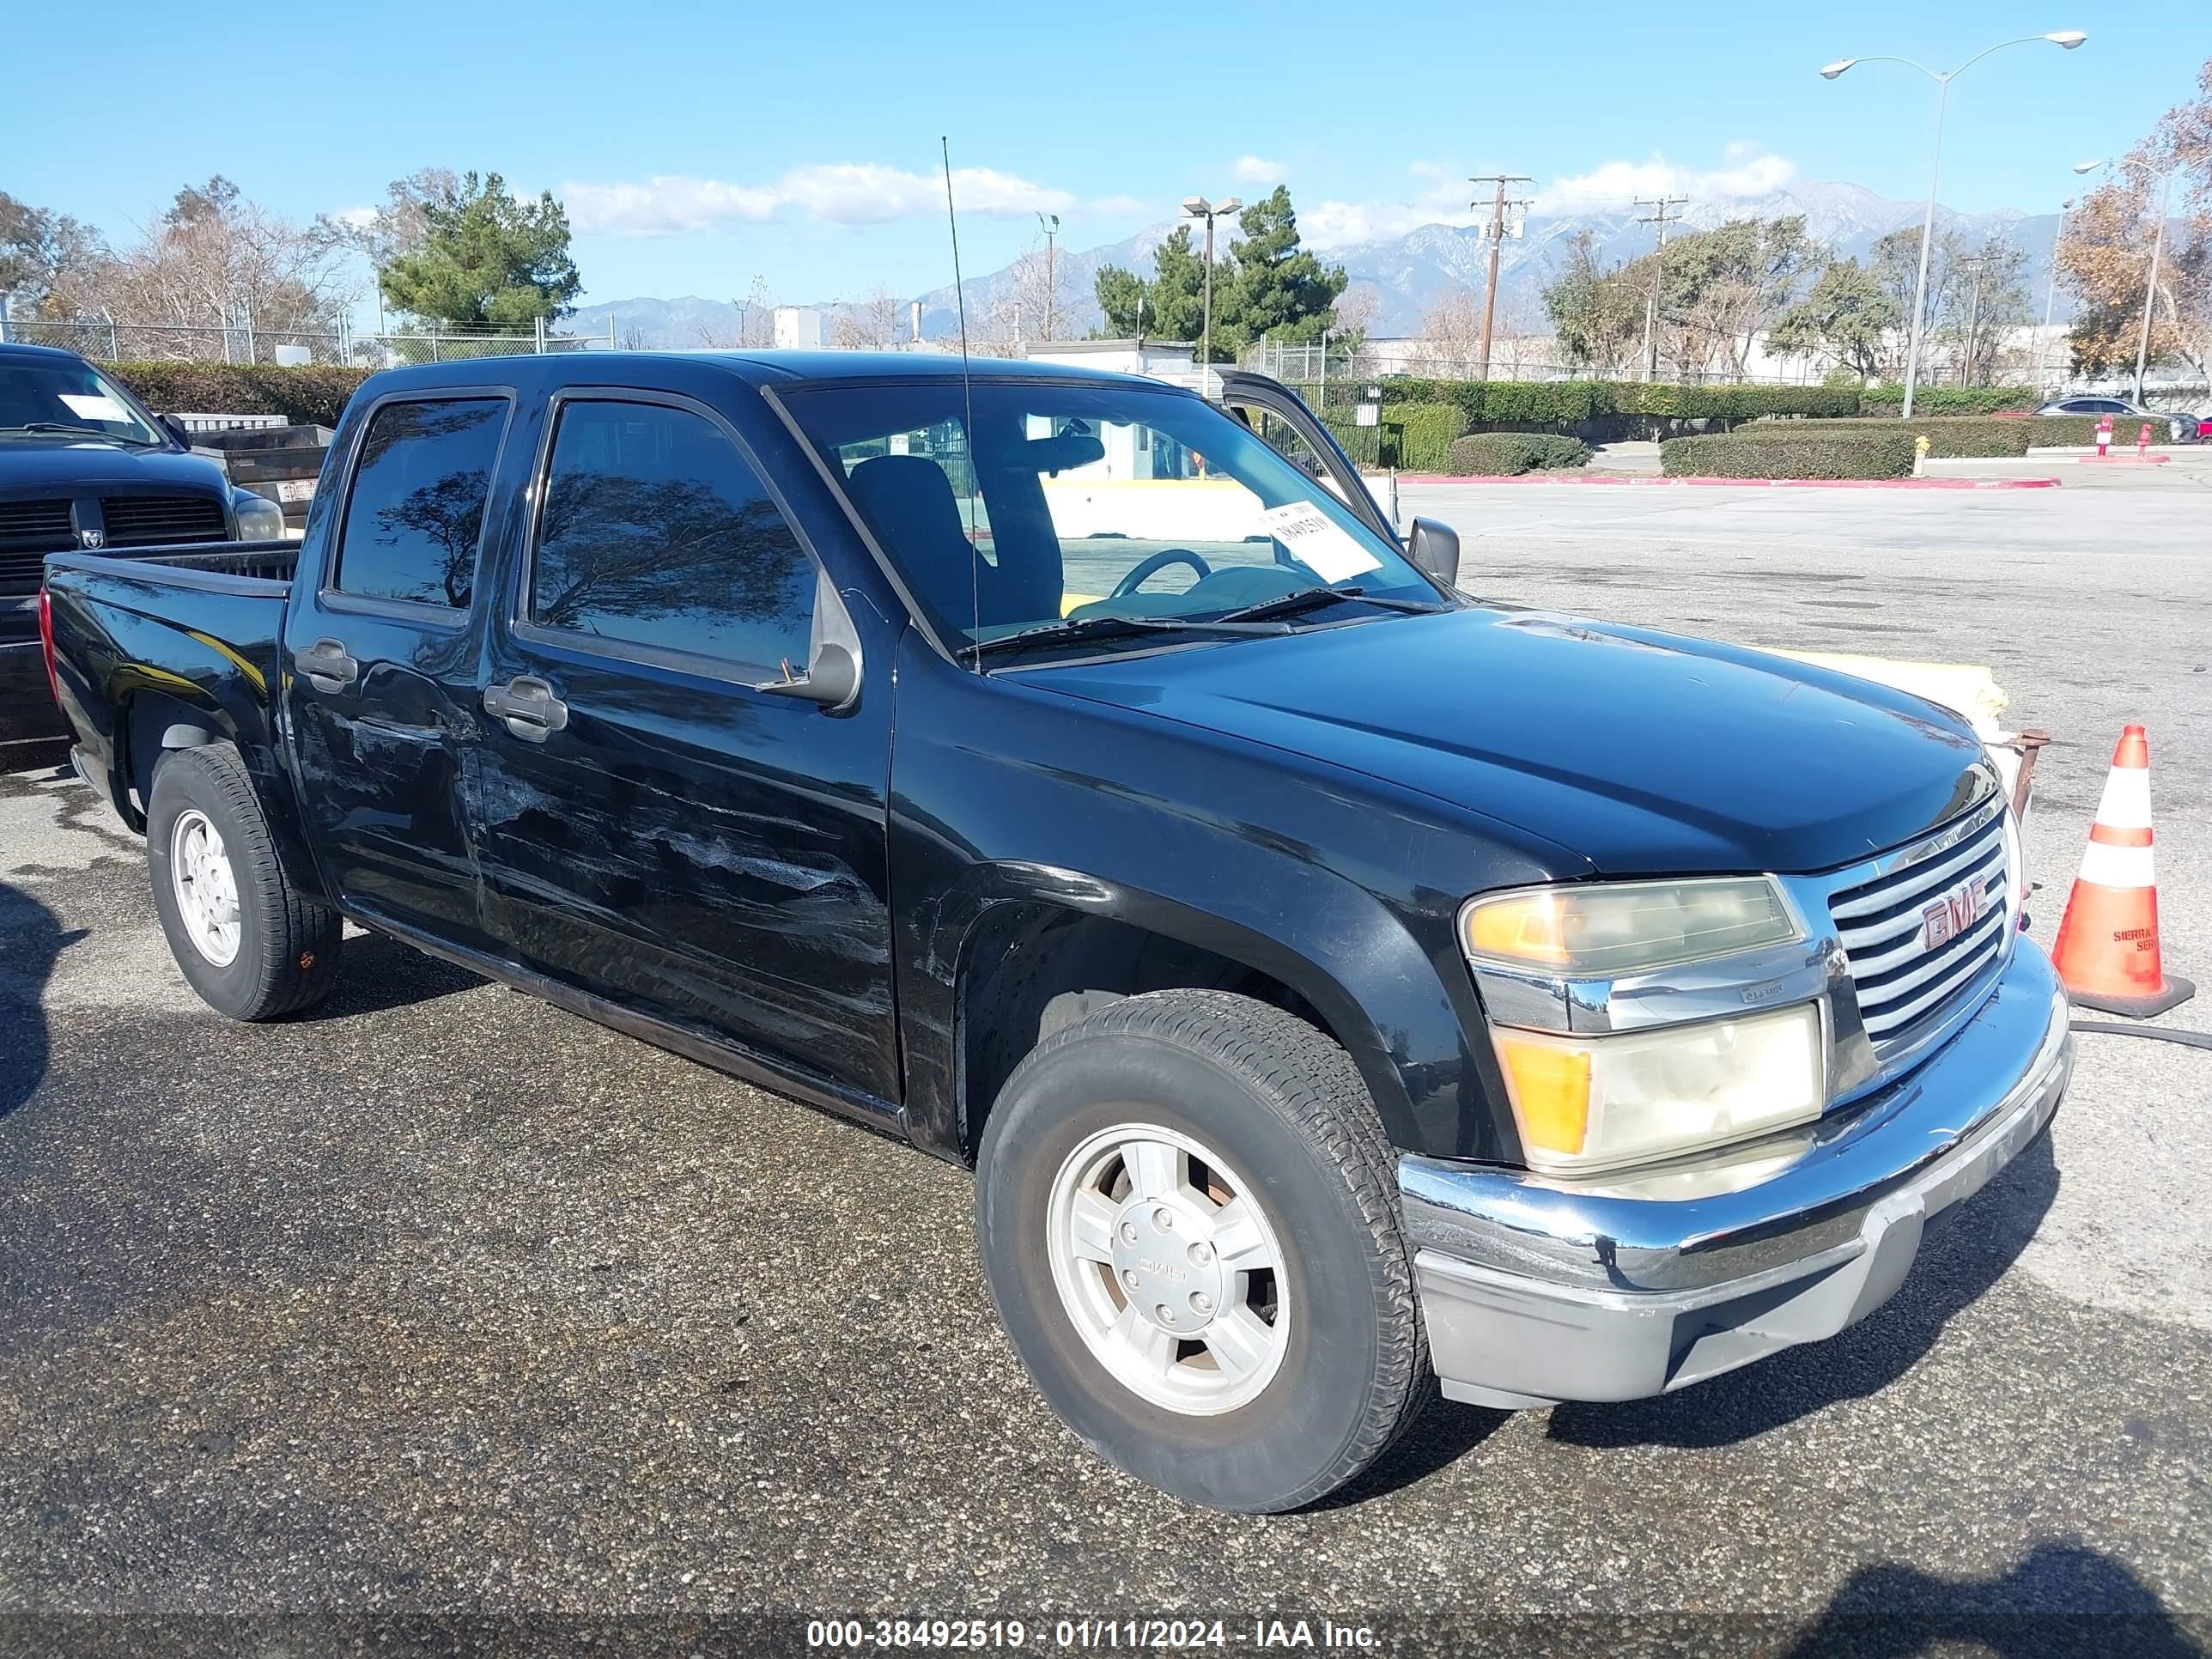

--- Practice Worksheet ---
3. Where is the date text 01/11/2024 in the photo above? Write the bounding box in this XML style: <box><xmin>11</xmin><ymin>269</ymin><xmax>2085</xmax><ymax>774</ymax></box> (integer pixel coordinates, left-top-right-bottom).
<box><xmin>803</xmin><ymin>1618</ymin><xmax>1380</xmax><ymax>1649</ymax></box>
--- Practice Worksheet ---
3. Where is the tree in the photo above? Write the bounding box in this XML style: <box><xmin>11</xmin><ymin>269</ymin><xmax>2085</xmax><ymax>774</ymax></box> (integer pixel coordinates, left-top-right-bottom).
<box><xmin>1092</xmin><ymin>189</ymin><xmax>1346</xmax><ymax>361</ymax></box>
<box><xmin>0</xmin><ymin>192</ymin><xmax>100</xmax><ymax>315</ymax></box>
<box><xmin>831</xmin><ymin>283</ymin><xmax>905</xmax><ymax>349</ymax></box>
<box><xmin>1219</xmin><ymin>186</ymin><xmax>1347</xmax><ymax>361</ymax></box>
<box><xmin>378</xmin><ymin>171</ymin><xmax>580</xmax><ymax>330</ymax></box>
<box><xmin>2058</xmin><ymin>56</ymin><xmax>2212</xmax><ymax>381</ymax></box>
<box><xmin>1095</xmin><ymin>222</ymin><xmax>1207</xmax><ymax>343</ymax></box>
<box><xmin>1655</xmin><ymin>216</ymin><xmax>1820</xmax><ymax>376</ymax></box>
<box><xmin>1413</xmin><ymin>289</ymin><xmax>1485</xmax><ymax>374</ymax></box>
<box><xmin>1769</xmin><ymin>257</ymin><xmax>1903</xmax><ymax>379</ymax></box>
<box><xmin>318</xmin><ymin>168</ymin><xmax>458</xmax><ymax>274</ymax></box>
<box><xmin>1543</xmin><ymin>232</ymin><xmax>1644</xmax><ymax>374</ymax></box>
<box><xmin>1935</xmin><ymin>234</ymin><xmax>2031</xmax><ymax>386</ymax></box>
<box><xmin>82</xmin><ymin>176</ymin><xmax>353</xmax><ymax>356</ymax></box>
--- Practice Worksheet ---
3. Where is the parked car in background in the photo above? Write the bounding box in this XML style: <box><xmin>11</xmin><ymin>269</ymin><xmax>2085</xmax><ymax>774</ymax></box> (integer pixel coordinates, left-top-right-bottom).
<box><xmin>2</xmin><ymin>343</ymin><xmax>285</xmax><ymax>761</ymax></box>
<box><xmin>2033</xmin><ymin>395</ymin><xmax>2196</xmax><ymax>442</ymax></box>
<box><xmin>42</xmin><ymin>353</ymin><xmax>2073</xmax><ymax>1512</ymax></box>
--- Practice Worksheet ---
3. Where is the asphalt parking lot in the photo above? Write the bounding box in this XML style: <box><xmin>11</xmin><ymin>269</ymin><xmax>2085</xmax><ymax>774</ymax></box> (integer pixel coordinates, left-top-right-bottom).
<box><xmin>4</xmin><ymin>477</ymin><xmax>2210</xmax><ymax>1655</ymax></box>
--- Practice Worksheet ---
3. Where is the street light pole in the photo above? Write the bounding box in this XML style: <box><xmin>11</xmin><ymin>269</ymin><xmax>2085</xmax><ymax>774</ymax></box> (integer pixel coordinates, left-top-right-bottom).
<box><xmin>1820</xmin><ymin>31</ymin><xmax>2088</xmax><ymax>421</ymax></box>
<box><xmin>1037</xmin><ymin>211</ymin><xmax>1060</xmax><ymax>342</ymax></box>
<box><xmin>2039</xmin><ymin>159</ymin><xmax>2105</xmax><ymax>394</ymax></box>
<box><xmin>1182</xmin><ymin>195</ymin><xmax>1241</xmax><ymax>398</ymax></box>
<box><xmin>2132</xmin><ymin>169</ymin><xmax>2172</xmax><ymax>405</ymax></box>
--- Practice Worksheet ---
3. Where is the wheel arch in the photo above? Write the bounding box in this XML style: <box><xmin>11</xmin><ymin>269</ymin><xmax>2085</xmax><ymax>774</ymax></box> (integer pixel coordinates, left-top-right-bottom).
<box><xmin>946</xmin><ymin>886</ymin><xmax>1426</xmax><ymax>1165</ymax></box>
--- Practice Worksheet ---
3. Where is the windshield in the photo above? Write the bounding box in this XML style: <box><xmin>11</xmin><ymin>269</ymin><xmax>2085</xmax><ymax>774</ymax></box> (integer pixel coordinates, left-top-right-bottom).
<box><xmin>781</xmin><ymin>379</ymin><xmax>1439</xmax><ymax>655</ymax></box>
<box><xmin>0</xmin><ymin>358</ymin><xmax>166</xmax><ymax>447</ymax></box>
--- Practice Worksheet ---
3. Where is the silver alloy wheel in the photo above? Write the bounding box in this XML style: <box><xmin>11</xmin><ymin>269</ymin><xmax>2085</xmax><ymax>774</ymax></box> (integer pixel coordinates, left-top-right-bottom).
<box><xmin>1045</xmin><ymin>1122</ymin><xmax>1292</xmax><ymax>1415</ymax></box>
<box><xmin>169</xmin><ymin>808</ymin><xmax>242</xmax><ymax>967</ymax></box>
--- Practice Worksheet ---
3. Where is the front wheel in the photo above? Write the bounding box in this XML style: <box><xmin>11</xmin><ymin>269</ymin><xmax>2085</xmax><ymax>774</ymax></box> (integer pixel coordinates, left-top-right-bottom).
<box><xmin>975</xmin><ymin>990</ymin><xmax>1429</xmax><ymax>1511</ymax></box>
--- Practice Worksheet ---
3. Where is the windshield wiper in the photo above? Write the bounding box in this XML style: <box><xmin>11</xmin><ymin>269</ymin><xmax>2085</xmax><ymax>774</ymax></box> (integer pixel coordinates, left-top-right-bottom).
<box><xmin>0</xmin><ymin>422</ymin><xmax>160</xmax><ymax>447</ymax></box>
<box><xmin>1213</xmin><ymin>584</ymin><xmax>1448</xmax><ymax>623</ymax></box>
<box><xmin>970</xmin><ymin>613</ymin><xmax>1288</xmax><ymax>660</ymax></box>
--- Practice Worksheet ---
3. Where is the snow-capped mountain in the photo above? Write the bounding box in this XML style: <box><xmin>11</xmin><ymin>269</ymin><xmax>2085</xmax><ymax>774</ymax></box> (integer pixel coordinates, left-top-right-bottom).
<box><xmin>567</xmin><ymin>179</ymin><xmax>2070</xmax><ymax>347</ymax></box>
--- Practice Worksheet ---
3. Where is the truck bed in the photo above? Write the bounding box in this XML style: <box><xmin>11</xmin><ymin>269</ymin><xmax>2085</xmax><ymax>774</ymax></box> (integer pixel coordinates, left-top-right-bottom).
<box><xmin>46</xmin><ymin>538</ymin><xmax>301</xmax><ymax>590</ymax></box>
<box><xmin>41</xmin><ymin>538</ymin><xmax>303</xmax><ymax>790</ymax></box>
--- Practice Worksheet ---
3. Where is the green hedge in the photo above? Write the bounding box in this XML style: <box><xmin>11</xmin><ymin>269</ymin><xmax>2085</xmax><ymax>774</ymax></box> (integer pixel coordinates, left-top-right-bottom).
<box><xmin>104</xmin><ymin>362</ymin><xmax>372</xmax><ymax>427</ymax></box>
<box><xmin>1446</xmin><ymin>433</ymin><xmax>1593</xmax><ymax>475</ymax></box>
<box><xmin>1662</xmin><ymin>430</ymin><xmax>1917</xmax><ymax>480</ymax></box>
<box><xmin>1860</xmin><ymin>384</ymin><xmax>2038</xmax><ymax>416</ymax></box>
<box><xmin>1369</xmin><ymin>378</ymin><xmax>1861</xmax><ymax>426</ymax></box>
<box><xmin>1749</xmin><ymin>416</ymin><xmax>2035</xmax><ymax>458</ymax></box>
<box><xmin>1378</xmin><ymin>402</ymin><xmax>1469</xmax><ymax>471</ymax></box>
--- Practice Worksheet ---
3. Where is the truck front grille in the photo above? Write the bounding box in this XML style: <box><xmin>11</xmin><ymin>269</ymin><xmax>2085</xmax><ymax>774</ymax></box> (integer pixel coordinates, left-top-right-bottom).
<box><xmin>1829</xmin><ymin>805</ymin><xmax>2010</xmax><ymax>1049</ymax></box>
<box><xmin>100</xmin><ymin>495</ymin><xmax>227</xmax><ymax>547</ymax></box>
<box><xmin>0</xmin><ymin>499</ymin><xmax>75</xmax><ymax>550</ymax></box>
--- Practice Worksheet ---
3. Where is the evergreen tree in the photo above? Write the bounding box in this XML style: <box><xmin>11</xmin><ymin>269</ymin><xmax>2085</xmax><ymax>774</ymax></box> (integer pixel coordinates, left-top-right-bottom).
<box><xmin>379</xmin><ymin>172</ymin><xmax>580</xmax><ymax>329</ymax></box>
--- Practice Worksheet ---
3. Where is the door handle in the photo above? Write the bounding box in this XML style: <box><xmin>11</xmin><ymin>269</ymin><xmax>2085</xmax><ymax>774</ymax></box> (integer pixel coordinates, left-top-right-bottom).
<box><xmin>294</xmin><ymin>636</ymin><xmax>358</xmax><ymax>693</ymax></box>
<box><xmin>483</xmin><ymin>676</ymin><xmax>569</xmax><ymax>742</ymax></box>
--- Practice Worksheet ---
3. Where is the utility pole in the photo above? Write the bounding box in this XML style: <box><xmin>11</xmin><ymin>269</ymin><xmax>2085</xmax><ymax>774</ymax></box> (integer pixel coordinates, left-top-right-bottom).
<box><xmin>1038</xmin><ymin>211</ymin><xmax>1060</xmax><ymax>341</ymax></box>
<box><xmin>1958</xmin><ymin>254</ymin><xmax>1986</xmax><ymax>386</ymax></box>
<box><xmin>1468</xmin><ymin>173</ymin><xmax>1532</xmax><ymax>380</ymax></box>
<box><xmin>1634</xmin><ymin>195</ymin><xmax>1687</xmax><ymax>381</ymax></box>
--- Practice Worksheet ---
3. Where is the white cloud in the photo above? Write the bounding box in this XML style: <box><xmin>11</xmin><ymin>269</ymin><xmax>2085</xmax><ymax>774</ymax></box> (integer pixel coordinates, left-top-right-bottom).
<box><xmin>564</xmin><ymin>165</ymin><xmax>1076</xmax><ymax>236</ymax></box>
<box><xmin>1537</xmin><ymin>149</ymin><xmax>1796</xmax><ymax>214</ymax></box>
<box><xmin>331</xmin><ymin>206</ymin><xmax>379</xmax><ymax>229</ymax></box>
<box><xmin>1297</xmin><ymin>149</ymin><xmax>1799</xmax><ymax>248</ymax></box>
<box><xmin>1232</xmin><ymin>155</ymin><xmax>1287</xmax><ymax>185</ymax></box>
<box><xmin>1303</xmin><ymin>161</ymin><xmax>1483</xmax><ymax>248</ymax></box>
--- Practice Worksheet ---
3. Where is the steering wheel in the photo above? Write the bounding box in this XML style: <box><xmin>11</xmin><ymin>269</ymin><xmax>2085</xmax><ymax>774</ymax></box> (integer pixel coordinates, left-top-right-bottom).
<box><xmin>1111</xmin><ymin>548</ymin><xmax>1212</xmax><ymax>599</ymax></box>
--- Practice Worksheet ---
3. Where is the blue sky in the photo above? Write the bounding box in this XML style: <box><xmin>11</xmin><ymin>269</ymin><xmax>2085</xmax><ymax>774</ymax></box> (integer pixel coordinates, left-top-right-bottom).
<box><xmin>6</xmin><ymin>0</ymin><xmax>2200</xmax><ymax>313</ymax></box>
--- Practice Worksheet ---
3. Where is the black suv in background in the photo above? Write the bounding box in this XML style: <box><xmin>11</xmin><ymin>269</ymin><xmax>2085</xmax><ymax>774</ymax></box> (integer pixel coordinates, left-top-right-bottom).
<box><xmin>0</xmin><ymin>343</ymin><xmax>285</xmax><ymax>760</ymax></box>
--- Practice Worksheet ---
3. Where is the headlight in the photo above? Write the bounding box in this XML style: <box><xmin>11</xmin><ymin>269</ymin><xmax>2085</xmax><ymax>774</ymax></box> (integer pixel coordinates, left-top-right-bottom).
<box><xmin>1492</xmin><ymin>1002</ymin><xmax>1825</xmax><ymax>1175</ymax></box>
<box><xmin>1462</xmin><ymin>876</ymin><xmax>1800</xmax><ymax>976</ymax></box>
<box><xmin>231</xmin><ymin>489</ymin><xmax>285</xmax><ymax>541</ymax></box>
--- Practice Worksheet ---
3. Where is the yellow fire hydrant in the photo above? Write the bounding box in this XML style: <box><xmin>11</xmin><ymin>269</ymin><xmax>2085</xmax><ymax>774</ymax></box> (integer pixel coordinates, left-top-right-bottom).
<box><xmin>1912</xmin><ymin>434</ymin><xmax>1929</xmax><ymax>478</ymax></box>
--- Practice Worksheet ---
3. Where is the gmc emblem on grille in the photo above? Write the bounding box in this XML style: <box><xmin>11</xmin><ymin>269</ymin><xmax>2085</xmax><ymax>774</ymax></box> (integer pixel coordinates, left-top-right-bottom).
<box><xmin>1921</xmin><ymin>878</ymin><xmax>1991</xmax><ymax>951</ymax></box>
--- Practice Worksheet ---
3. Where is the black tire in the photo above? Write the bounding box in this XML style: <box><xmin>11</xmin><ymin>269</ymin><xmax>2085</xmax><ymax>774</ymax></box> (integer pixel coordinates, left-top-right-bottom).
<box><xmin>146</xmin><ymin>743</ymin><xmax>341</xmax><ymax>1021</ymax></box>
<box><xmin>975</xmin><ymin>988</ymin><xmax>1429</xmax><ymax>1512</ymax></box>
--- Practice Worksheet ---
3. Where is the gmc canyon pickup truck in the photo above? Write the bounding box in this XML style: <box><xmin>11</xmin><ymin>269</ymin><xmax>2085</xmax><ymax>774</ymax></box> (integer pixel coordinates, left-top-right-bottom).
<box><xmin>2</xmin><ymin>343</ymin><xmax>285</xmax><ymax>758</ymax></box>
<box><xmin>41</xmin><ymin>353</ymin><xmax>2073</xmax><ymax>1513</ymax></box>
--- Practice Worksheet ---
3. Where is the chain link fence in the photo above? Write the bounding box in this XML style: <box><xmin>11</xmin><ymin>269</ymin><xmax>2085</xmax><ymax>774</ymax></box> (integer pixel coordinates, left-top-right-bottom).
<box><xmin>0</xmin><ymin>311</ymin><xmax>615</xmax><ymax>366</ymax></box>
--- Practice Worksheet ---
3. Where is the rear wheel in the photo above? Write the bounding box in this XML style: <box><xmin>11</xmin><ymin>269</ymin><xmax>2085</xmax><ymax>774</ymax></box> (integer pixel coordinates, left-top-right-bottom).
<box><xmin>147</xmin><ymin>744</ymin><xmax>341</xmax><ymax>1020</ymax></box>
<box><xmin>975</xmin><ymin>989</ymin><xmax>1429</xmax><ymax>1511</ymax></box>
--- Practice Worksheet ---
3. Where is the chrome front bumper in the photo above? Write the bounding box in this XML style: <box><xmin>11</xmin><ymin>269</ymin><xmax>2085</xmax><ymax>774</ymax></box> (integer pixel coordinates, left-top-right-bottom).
<box><xmin>1400</xmin><ymin>939</ymin><xmax>2073</xmax><ymax>1409</ymax></box>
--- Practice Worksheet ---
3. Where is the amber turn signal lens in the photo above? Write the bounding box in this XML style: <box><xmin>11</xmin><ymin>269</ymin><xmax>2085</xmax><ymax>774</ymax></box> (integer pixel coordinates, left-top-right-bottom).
<box><xmin>1492</xmin><ymin>1031</ymin><xmax>1591</xmax><ymax>1157</ymax></box>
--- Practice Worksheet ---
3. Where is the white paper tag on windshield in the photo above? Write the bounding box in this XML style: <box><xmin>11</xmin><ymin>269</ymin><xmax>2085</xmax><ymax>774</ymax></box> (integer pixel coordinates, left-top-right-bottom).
<box><xmin>58</xmin><ymin>393</ymin><xmax>131</xmax><ymax>423</ymax></box>
<box><xmin>1261</xmin><ymin>501</ymin><xmax>1382</xmax><ymax>584</ymax></box>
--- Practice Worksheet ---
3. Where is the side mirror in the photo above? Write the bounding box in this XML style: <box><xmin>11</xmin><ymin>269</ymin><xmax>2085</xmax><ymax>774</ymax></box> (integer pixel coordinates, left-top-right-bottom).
<box><xmin>1406</xmin><ymin>516</ymin><xmax>1461</xmax><ymax>591</ymax></box>
<box><xmin>159</xmin><ymin>415</ymin><xmax>195</xmax><ymax>449</ymax></box>
<box><xmin>756</xmin><ymin>641</ymin><xmax>860</xmax><ymax>713</ymax></box>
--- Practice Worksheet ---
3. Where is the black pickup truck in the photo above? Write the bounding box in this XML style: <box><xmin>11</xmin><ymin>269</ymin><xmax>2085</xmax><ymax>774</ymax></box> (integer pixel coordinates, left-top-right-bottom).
<box><xmin>41</xmin><ymin>352</ymin><xmax>2073</xmax><ymax>1512</ymax></box>
<box><xmin>2</xmin><ymin>342</ymin><xmax>287</xmax><ymax>759</ymax></box>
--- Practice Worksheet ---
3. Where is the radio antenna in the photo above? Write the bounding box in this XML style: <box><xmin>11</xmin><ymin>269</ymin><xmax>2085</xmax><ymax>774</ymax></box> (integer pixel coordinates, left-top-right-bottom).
<box><xmin>941</xmin><ymin>137</ymin><xmax>982</xmax><ymax>669</ymax></box>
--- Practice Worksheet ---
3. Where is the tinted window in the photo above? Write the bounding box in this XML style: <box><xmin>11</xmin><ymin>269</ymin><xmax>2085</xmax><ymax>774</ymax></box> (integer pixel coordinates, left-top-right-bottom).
<box><xmin>337</xmin><ymin>398</ymin><xmax>507</xmax><ymax>608</ymax></box>
<box><xmin>529</xmin><ymin>399</ymin><xmax>816</xmax><ymax>673</ymax></box>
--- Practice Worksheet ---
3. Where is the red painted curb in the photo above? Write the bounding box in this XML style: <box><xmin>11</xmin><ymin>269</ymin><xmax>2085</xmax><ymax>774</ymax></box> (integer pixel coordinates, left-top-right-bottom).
<box><xmin>2076</xmin><ymin>454</ymin><xmax>2172</xmax><ymax>465</ymax></box>
<box><xmin>1388</xmin><ymin>472</ymin><xmax>2064</xmax><ymax>489</ymax></box>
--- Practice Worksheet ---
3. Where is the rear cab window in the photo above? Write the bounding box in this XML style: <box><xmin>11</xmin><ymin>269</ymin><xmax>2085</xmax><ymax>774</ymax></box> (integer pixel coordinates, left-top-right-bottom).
<box><xmin>332</xmin><ymin>397</ymin><xmax>510</xmax><ymax>611</ymax></box>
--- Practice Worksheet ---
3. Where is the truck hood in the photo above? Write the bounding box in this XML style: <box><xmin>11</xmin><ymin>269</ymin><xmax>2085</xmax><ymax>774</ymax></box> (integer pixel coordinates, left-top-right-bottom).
<box><xmin>0</xmin><ymin>438</ymin><xmax>226</xmax><ymax>496</ymax></box>
<box><xmin>1028</xmin><ymin>606</ymin><xmax>1995</xmax><ymax>878</ymax></box>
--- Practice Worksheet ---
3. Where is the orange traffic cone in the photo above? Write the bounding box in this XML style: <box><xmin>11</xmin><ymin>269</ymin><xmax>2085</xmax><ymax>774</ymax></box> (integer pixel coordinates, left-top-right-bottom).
<box><xmin>2051</xmin><ymin>725</ymin><xmax>2194</xmax><ymax>1017</ymax></box>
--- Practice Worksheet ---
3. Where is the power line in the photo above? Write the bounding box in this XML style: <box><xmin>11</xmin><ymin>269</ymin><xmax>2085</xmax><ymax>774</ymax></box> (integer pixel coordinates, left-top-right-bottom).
<box><xmin>1469</xmin><ymin>173</ymin><xmax>1533</xmax><ymax>381</ymax></box>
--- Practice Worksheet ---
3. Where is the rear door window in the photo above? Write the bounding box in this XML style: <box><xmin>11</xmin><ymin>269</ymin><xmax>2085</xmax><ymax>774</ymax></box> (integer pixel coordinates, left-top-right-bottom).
<box><xmin>334</xmin><ymin>398</ymin><xmax>509</xmax><ymax>609</ymax></box>
<box><xmin>526</xmin><ymin>398</ymin><xmax>817</xmax><ymax>677</ymax></box>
